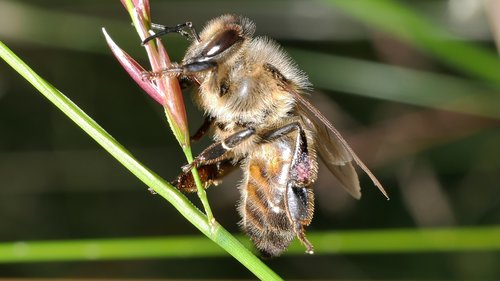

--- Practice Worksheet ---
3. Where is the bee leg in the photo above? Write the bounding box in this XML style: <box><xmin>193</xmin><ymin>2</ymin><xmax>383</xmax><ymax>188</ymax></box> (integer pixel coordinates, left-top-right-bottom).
<box><xmin>183</xmin><ymin>61</ymin><xmax>218</xmax><ymax>73</ymax></box>
<box><xmin>286</xmin><ymin>184</ymin><xmax>315</xmax><ymax>254</ymax></box>
<box><xmin>172</xmin><ymin>159</ymin><xmax>238</xmax><ymax>192</ymax></box>
<box><xmin>142</xmin><ymin>61</ymin><xmax>217</xmax><ymax>80</ymax></box>
<box><xmin>157</xmin><ymin>61</ymin><xmax>218</xmax><ymax>78</ymax></box>
<box><xmin>179</xmin><ymin>76</ymin><xmax>194</xmax><ymax>90</ymax></box>
<box><xmin>262</xmin><ymin>122</ymin><xmax>314</xmax><ymax>185</ymax></box>
<box><xmin>183</xmin><ymin>127</ymin><xmax>256</xmax><ymax>173</ymax></box>
<box><xmin>173</xmin><ymin>128</ymin><xmax>254</xmax><ymax>190</ymax></box>
<box><xmin>191</xmin><ymin>116</ymin><xmax>214</xmax><ymax>142</ymax></box>
<box><xmin>262</xmin><ymin>122</ymin><xmax>316</xmax><ymax>253</ymax></box>
<box><xmin>143</xmin><ymin>22</ymin><xmax>200</xmax><ymax>45</ymax></box>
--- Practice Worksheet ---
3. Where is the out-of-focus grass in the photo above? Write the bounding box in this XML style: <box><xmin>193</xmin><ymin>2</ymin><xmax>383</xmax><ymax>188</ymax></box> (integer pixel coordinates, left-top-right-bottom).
<box><xmin>3</xmin><ymin>1</ymin><xmax>497</xmax><ymax>120</ymax></box>
<box><xmin>0</xmin><ymin>1</ymin><xmax>125</xmax><ymax>52</ymax></box>
<box><xmin>290</xmin><ymin>49</ymin><xmax>500</xmax><ymax>119</ymax></box>
<box><xmin>326</xmin><ymin>0</ymin><xmax>500</xmax><ymax>87</ymax></box>
<box><xmin>1</xmin><ymin>227</ymin><xmax>499</xmax><ymax>262</ymax></box>
<box><xmin>0</xmin><ymin>0</ymin><xmax>499</xmax><ymax>279</ymax></box>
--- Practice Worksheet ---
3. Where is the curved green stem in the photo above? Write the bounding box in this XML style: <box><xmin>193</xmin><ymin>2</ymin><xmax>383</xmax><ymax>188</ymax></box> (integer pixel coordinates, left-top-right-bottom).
<box><xmin>181</xmin><ymin>143</ymin><xmax>215</xmax><ymax>225</ymax></box>
<box><xmin>0</xmin><ymin>40</ymin><xmax>281</xmax><ymax>281</ymax></box>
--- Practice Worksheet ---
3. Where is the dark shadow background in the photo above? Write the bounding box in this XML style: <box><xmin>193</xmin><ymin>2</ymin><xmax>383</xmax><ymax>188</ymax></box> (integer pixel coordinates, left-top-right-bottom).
<box><xmin>1</xmin><ymin>0</ymin><xmax>499</xmax><ymax>280</ymax></box>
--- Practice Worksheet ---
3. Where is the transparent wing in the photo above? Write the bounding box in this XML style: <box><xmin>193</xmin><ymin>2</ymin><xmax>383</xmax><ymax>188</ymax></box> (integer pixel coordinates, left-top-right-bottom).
<box><xmin>294</xmin><ymin>92</ymin><xmax>389</xmax><ymax>200</ymax></box>
<box><xmin>302</xmin><ymin>112</ymin><xmax>361</xmax><ymax>199</ymax></box>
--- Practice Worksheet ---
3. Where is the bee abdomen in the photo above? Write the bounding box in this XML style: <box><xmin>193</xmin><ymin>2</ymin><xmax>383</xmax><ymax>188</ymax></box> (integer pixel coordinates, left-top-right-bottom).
<box><xmin>239</xmin><ymin>159</ymin><xmax>296</xmax><ymax>257</ymax></box>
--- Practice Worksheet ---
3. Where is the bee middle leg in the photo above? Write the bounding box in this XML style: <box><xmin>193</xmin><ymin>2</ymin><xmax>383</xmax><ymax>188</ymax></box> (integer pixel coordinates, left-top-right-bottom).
<box><xmin>173</xmin><ymin>159</ymin><xmax>239</xmax><ymax>192</ymax></box>
<box><xmin>173</xmin><ymin>127</ymin><xmax>256</xmax><ymax>190</ymax></box>
<box><xmin>184</xmin><ymin>127</ymin><xmax>255</xmax><ymax>171</ymax></box>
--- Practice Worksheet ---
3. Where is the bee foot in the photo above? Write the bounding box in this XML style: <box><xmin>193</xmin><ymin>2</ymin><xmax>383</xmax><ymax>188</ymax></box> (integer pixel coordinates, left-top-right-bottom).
<box><xmin>181</xmin><ymin>162</ymin><xmax>195</xmax><ymax>173</ymax></box>
<box><xmin>141</xmin><ymin>71</ymin><xmax>160</xmax><ymax>81</ymax></box>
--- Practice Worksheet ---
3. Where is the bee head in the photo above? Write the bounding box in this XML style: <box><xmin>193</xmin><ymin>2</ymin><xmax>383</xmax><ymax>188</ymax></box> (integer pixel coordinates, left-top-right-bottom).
<box><xmin>184</xmin><ymin>14</ymin><xmax>255</xmax><ymax>66</ymax></box>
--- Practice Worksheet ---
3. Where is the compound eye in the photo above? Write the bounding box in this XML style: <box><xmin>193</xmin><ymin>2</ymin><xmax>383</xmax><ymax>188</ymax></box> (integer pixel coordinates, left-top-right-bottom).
<box><xmin>202</xmin><ymin>29</ymin><xmax>241</xmax><ymax>57</ymax></box>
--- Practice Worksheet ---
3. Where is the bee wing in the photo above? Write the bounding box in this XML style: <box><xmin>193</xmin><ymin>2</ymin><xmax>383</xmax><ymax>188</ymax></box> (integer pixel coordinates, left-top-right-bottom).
<box><xmin>294</xmin><ymin>92</ymin><xmax>389</xmax><ymax>200</ymax></box>
<box><xmin>302</xmin><ymin>112</ymin><xmax>362</xmax><ymax>199</ymax></box>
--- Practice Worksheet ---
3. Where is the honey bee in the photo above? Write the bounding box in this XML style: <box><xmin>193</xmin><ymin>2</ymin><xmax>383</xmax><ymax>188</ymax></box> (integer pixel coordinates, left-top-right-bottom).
<box><xmin>143</xmin><ymin>14</ymin><xmax>389</xmax><ymax>257</ymax></box>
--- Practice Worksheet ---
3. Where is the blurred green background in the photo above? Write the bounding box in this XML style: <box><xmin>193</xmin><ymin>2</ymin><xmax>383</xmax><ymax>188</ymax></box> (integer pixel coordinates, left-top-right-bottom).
<box><xmin>1</xmin><ymin>0</ymin><xmax>499</xmax><ymax>280</ymax></box>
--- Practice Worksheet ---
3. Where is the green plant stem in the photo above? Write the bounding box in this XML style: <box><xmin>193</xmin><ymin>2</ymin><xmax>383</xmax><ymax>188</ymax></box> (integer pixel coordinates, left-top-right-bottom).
<box><xmin>123</xmin><ymin>0</ymin><xmax>142</xmax><ymax>31</ymax></box>
<box><xmin>181</xmin><ymin>143</ymin><xmax>215</xmax><ymax>225</ymax></box>
<box><xmin>122</xmin><ymin>0</ymin><xmax>214</xmax><ymax>226</ymax></box>
<box><xmin>124</xmin><ymin>0</ymin><xmax>215</xmax><ymax>225</ymax></box>
<box><xmin>162</xmin><ymin>107</ymin><xmax>214</xmax><ymax>223</ymax></box>
<box><xmin>0</xmin><ymin>41</ymin><xmax>281</xmax><ymax>280</ymax></box>
<box><xmin>1</xmin><ymin>226</ymin><xmax>499</xmax><ymax>262</ymax></box>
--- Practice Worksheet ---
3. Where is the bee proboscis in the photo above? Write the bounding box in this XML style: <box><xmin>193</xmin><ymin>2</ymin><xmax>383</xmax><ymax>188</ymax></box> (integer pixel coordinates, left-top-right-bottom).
<box><xmin>143</xmin><ymin>15</ymin><xmax>389</xmax><ymax>257</ymax></box>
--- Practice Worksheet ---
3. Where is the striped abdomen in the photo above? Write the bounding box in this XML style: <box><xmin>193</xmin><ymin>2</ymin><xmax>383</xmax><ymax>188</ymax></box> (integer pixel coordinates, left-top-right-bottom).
<box><xmin>238</xmin><ymin>138</ymin><xmax>315</xmax><ymax>257</ymax></box>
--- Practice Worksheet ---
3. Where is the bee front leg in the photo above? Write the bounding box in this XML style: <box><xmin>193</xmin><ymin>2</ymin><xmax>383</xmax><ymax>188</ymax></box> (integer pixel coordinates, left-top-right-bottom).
<box><xmin>142</xmin><ymin>61</ymin><xmax>217</xmax><ymax>80</ymax></box>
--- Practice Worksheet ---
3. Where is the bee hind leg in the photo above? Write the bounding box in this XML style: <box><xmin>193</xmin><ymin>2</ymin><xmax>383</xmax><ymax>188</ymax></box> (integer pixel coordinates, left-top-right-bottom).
<box><xmin>262</xmin><ymin>122</ymin><xmax>317</xmax><ymax>254</ymax></box>
<box><xmin>287</xmin><ymin>184</ymin><xmax>315</xmax><ymax>254</ymax></box>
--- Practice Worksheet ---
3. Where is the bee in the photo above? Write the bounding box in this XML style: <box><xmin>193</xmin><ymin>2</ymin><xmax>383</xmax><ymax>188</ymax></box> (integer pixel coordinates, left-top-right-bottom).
<box><xmin>143</xmin><ymin>14</ymin><xmax>389</xmax><ymax>257</ymax></box>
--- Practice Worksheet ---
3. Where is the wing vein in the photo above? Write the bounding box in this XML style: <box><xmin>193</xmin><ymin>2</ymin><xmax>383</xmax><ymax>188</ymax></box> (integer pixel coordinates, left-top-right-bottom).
<box><xmin>293</xmin><ymin>92</ymin><xmax>390</xmax><ymax>200</ymax></box>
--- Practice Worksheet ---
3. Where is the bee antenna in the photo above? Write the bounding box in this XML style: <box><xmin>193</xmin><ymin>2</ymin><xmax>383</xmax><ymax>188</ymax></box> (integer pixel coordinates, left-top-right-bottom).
<box><xmin>142</xmin><ymin>22</ymin><xmax>200</xmax><ymax>45</ymax></box>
